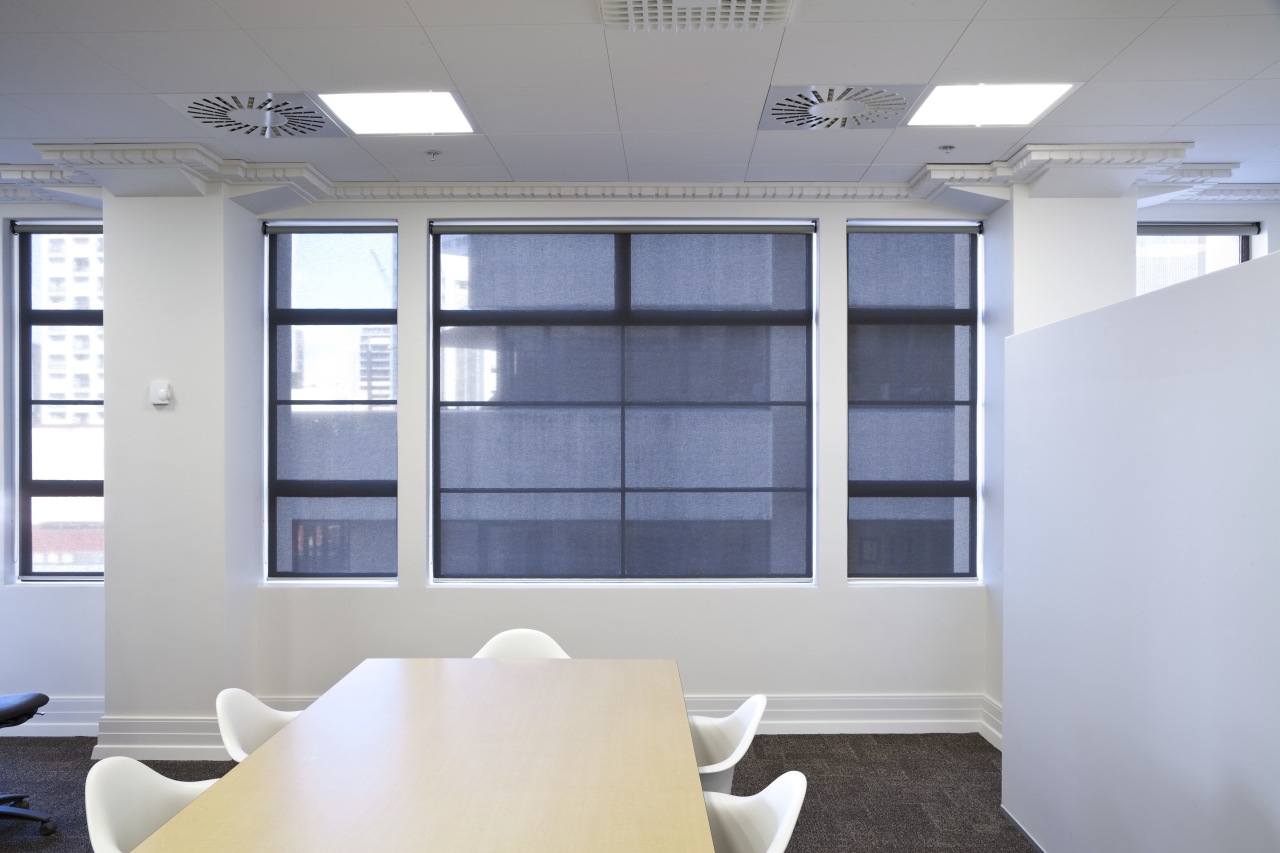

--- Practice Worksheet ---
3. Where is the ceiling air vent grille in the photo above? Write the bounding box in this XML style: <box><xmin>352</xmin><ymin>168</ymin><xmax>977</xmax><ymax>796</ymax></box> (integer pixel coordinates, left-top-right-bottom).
<box><xmin>159</xmin><ymin>93</ymin><xmax>348</xmax><ymax>139</ymax></box>
<box><xmin>759</xmin><ymin>85</ymin><xmax>927</xmax><ymax>130</ymax></box>
<box><xmin>601</xmin><ymin>0</ymin><xmax>792</xmax><ymax>32</ymax></box>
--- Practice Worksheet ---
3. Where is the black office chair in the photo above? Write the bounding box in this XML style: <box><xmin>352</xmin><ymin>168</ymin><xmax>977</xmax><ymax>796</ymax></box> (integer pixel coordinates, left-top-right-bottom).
<box><xmin>0</xmin><ymin>692</ymin><xmax>57</xmax><ymax>836</ymax></box>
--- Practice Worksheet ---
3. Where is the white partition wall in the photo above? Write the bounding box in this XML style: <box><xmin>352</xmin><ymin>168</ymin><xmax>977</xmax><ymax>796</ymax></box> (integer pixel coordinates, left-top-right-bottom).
<box><xmin>1003</xmin><ymin>252</ymin><xmax>1280</xmax><ymax>851</ymax></box>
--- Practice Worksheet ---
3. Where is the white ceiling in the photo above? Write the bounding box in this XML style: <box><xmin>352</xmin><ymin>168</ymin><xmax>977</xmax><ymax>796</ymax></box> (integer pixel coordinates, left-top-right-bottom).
<box><xmin>2</xmin><ymin>0</ymin><xmax>1280</xmax><ymax>187</ymax></box>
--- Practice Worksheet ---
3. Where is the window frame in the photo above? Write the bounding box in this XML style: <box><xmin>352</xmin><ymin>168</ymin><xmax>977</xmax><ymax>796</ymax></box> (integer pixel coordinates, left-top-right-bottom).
<box><xmin>846</xmin><ymin>223</ymin><xmax>979</xmax><ymax>580</ymax></box>
<box><xmin>430</xmin><ymin>221</ymin><xmax>816</xmax><ymax>583</ymax></box>
<box><xmin>1136</xmin><ymin>222</ymin><xmax>1258</xmax><ymax>295</ymax></box>
<box><xmin>265</xmin><ymin>224</ymin><xmax>399</xmax><ymax>579</ymax></box>
<box><xmin>13</xmin><ymin>221</ymin><xmax>105</xmax><ymax>580</ymax></box>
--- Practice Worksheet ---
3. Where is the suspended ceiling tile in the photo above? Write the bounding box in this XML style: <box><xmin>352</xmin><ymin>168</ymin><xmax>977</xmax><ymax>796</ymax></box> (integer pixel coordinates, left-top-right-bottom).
<box><xmin>0</xmin><ymin>94</ymin><xmax>79</xmax><ymax>138</ymax></box>
<box><xmin>355</xmin><ymin>134</ymin><xmax>507</xmax><ymax>169</ymax></box>
<box><xmin>1159</xmin><ymin>124</ymin><xmax>1280</xmax><ymax>161</ymax></box>
<box><xmin>71</xmin><ymin>31</ymin><xmax>297</xmax><ymax>93</ymax></box>
<box><xmin>1258</xmin><ymin>60</ymin><xmax>1280</xmax><ymax>79</ymax></box>
<box><xmin>7</xmin><ymin>93</ymin><xmax>211</xmax><ymax>138</ymax></box>
<box><xmin>426</xmin><ymin>25</ymin><xmax>609</xmax><ymax>91</ymax></box>
<box><xmin>792</xmin><ymin>0</ymin><xmax>982</xmax><ymax>22</ymax></box>
<box><xmin>1097</xmin><ymin>15</ymin><xmax>1280</xmax><ymax>81</ymax></box>
<box><xmin>404</xmin><ymin>0</ymin><xmax>600</xmax><ymax>26</ymax></box>
<box><xmin>606</xmin><ymin>28</ymin><xmax>783</xmax><ymax>89</ymax></box>
<box><xmin>0</xmin><ymin>34</ymin><xmax>144</xmax><ymax>94</ymax></box>
<box><xmin>486</xmin><ymin>132</ymin><xmax>628</xmax><ymax>181</ymax></box>
<box><xmin>214</xmin><ymin>0</ymin><xmax>419</xmax><ymax>29</ymax></box>
<box><xmin>462</xmin><ymin>85</ymin><xmax>620</xmax><ymax>135</ymax></box>
<box><xmin>25</xmin><ymin>0</ymin><xmax>236</xmax><ymax>31</ymax></box>
<box><xmin>748</xmin><ymin>127</ymin><xmax>893</xmax><ymax>164</ymax></box>
<box><xmin>1040</xmin><ymin>80</ymin><xmax>1243</xmax><ymax>127</ymax></box>
<box><xmin>745</xmin><ymin>162</ymin><xmax>869</xmax><ymax>181</ymax></box>
<box><xmin>1166</xmin><ymin>0</ymin><xmax>1280</xmax><ymax>15</ymax></box>
<box><xmin>1181</xmin><ymin>80</ymin><xmax>1280</xmax><ymax>125</ymax></box>
<box><xmin>1015</xmin><ymin>125</ymin><xmax>1176</xmax><ymax>145</ymax></box>
<box><xmin>0</xmin><ymin>0</ymin><xmax>58</xmax><ymax>33</ymax></box>
<box><xmin>247</xmin><ymin>28</ymin><xmax>453</xmax><ymax>93</ymax></box>
<box><xmin>976</xmin><ymin>0</ymin><xmax>1177</xmax><ymax>18</ymax></box>
<box><xmin>622</xmin><ymin>131</ymin><xmax>757</xmax><ymax>170</ymax></box>
<box><xmin>774</xmin><ymin>21</ymin><xmax>964</xmax><ymax>84</ymax></box>
<box><xmin>614</xmin><ymin>86</ymin><xmax>768</xmax><ymax>134</ymax></box>
<box><xmin>933</xmin><ymin>18</ymin><xmax>1154</xmax><ymax>84</ymax></box>
<box><xmin>860</xmin><ymin>164</ymin><xmax>922</xmax><ymax>182</ymax></box>
<box><xmin>872</xmin><ymin>126</ymin><xmax>1029</xmax><ymax>166</ymax></box>
<box><xmin>627</xmin><ymin>163</ymin><xmax>750</xmax><ymax>182</ymax></box>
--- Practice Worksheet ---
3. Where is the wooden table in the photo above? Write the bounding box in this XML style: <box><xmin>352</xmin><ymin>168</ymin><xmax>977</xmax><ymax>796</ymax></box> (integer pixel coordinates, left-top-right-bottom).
<box><xmin>135</xmin><ymin>658</ymin><xmax>715</xmax><ymax>852</ymax></box>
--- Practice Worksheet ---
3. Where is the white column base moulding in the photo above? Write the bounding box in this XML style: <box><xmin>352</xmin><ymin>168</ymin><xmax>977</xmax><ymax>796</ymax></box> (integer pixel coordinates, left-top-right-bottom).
<box><xmin>686</xmin><ymin>693</ymin><xmax>1003</xmax><ymax>747</ymax></box>
<box><xmin>0</xmin><ymin>697</ymin><xmax>103</xmax><ymax>738</ymax></box>
<box><xmin>92</xmin><ymin>697</ymin><xmax>312</xmax><ymax>760</ymax></box>
<box><xmin>90</xmin><ymin>694</ymin><xmax>1002</xmax><ymax>760</ymax></box>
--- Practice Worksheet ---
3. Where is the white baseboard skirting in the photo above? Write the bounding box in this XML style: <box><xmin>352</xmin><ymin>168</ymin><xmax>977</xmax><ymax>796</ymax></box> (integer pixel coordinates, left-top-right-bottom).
<box><xmin>6</xmin><ymin>693</ymin><xmax>1002</xmax><ymax>761</ymax></box>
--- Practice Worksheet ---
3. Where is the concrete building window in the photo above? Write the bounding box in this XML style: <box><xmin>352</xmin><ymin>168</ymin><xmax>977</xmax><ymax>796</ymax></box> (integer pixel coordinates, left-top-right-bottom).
<box><xmin>266</xmin><ymin>225</ymin><xmax>398</xmax><ymax>578</ymax></box>
<box><xmin>431</xmin><ymin>222</ymin><xmax>814</xmax><ymax>580</ymax></box>
<box><xmin>12</xmin><ymin>222</ymin><xmax>105</xmax><ymax>579</ymax></box>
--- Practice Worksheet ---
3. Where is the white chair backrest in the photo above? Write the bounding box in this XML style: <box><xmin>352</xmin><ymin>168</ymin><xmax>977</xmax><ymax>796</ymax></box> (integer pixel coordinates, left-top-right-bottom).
<box><xmin>216</xmin><ymin>687</ymin><xmax>300</xmax><ymax>763</ymax></box>
<box><xmin>473</xmin><ymin>628</ymin><xmax>571</xmax><ymax>659</ymax></box>
<box><xmin>703</xmin><ymin>770</ymin><xmax>807</xmax><ymax>853</ymax></box>
<box><xmin>85</xmin><ymin>756</ymin><xmax>215</xmax><ymax>853</ymax></box>
<box><xmin>689</xmin><ymin>694</ymin><xmax>767</xmax><ymax>772</ymax></box>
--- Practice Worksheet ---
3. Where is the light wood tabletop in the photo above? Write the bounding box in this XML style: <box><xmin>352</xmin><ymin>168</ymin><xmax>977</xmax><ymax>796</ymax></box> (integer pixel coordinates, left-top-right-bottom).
<box><xmin>134</xmin><ymin>658</ymin><xmax>715</xmax><ymax>853</ymax></box>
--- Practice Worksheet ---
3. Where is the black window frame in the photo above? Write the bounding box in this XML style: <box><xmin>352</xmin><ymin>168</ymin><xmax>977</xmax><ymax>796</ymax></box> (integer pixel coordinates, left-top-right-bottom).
<box><xmin>265</xmin><ymin>224</ymin><xmax>398</xmax><ymax>579</ymax></box>
<box><xmin>431</xmin><ymin>222</ymin><xmax>815</xmax><ymax>581</ymax></box>
<box><xmin>846</xmin><ymin>224</ymin><xmax>979</xmax><ymax>579</ymax></box>
<box><xmin>13</xmin><ymin>222</ymin><xmax>105</xmax><ymax>580</ymax></box>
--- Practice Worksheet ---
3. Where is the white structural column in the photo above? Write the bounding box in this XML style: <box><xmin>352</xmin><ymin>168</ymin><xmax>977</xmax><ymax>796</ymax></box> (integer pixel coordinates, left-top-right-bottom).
<box><xmin>979</xmin><ymin>178</ymin><xmax>1138</xmax><ymax>740</ymax></box>
<box><xmin>98</xmin><ymin>187</ymin><xmax>263</xmax><ymax>757</ymax></box>
<box><xmin>1002</xmin><ymin>184</ymin><xmax>1138</xmax><ymax>333</ymax></box>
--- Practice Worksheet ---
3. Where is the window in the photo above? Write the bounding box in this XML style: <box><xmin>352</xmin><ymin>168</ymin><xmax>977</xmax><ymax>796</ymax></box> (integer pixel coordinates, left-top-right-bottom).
<box><xmin>267</xmin><ymin>226</ymin><xmax>398</xmax><ymax>577</ymax></box>
<box><xmin>432</xmin><ymin>223</ymin><xmax>813</xmax><ymax>580</ymax></box>
<box><xmin>13</xmin><ymin>223</ymin><xmax>105</xmax><ymax>578</ymax></box>
<box><xmin>1137</xmin><ymin>222</ymin><xmax>1257</xmax><ymax>294</ymax></box>
<box><xmin>847</xmin><ymin>226</ymin><xmax>978</xmax><ymax>578</ymax></box>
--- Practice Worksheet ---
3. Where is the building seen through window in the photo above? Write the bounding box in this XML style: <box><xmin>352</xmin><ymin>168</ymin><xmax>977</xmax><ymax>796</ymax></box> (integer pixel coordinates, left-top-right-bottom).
<box><xmin>15</xmin><ymin>224</ymin><xmax>105</xmax><ymax>577</ymax></box>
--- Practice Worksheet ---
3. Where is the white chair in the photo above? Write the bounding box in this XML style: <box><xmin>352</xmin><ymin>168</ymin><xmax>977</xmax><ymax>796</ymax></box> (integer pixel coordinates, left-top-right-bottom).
<box><xmin>85</xmin><ymin>756</ymin><xmax>216</xmax><ymax>853</ymax></box>
<box><xmin>215</xmin><ymin>687</ymin><xmax>301</xmax><ymax>763</ymax></box>
<box><xmin>688</xmin><ymin>694</ymin><xmax>767</xmax><ymax>794</ymax></box>
<box><xmin>473</xmin><ymin>628</ymin><xmax>570</xmax><ymax>659</ymax></box>
<box><xmin>703</xmin><ymin>770</ymin><xmax>807</xmax><ymax>853</ymax></box>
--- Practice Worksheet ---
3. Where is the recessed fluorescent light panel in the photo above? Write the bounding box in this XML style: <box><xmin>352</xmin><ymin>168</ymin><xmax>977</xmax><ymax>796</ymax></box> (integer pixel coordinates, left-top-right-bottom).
<box><xmin>908</xmin><ymin>84</ymin><xmax>1073</xmax><ymax>127</ymax></box>
<box><xmin>318</xmin><ymin>92</ymin><xmax>473</xmax><ymax>134</ymax></box>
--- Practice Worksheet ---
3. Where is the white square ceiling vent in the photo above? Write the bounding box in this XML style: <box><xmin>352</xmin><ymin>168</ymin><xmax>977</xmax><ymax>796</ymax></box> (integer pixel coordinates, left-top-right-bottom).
<box><xmin>759</xmin><ymin>85</ymin><xmax>927</xmax><ymax>130</ymax></box>
<box><xmin>601</xmin><ymin>0</ymin><xmax>793</xmax><ymax>32</ymax></box>
<box><xmin>158</xmin><ymin>93</ymin><xmax>348</xmax><ymax>139</ymax></box>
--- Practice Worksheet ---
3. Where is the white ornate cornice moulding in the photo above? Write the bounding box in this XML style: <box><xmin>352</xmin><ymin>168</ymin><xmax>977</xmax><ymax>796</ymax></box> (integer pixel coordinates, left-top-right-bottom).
<box><xmin>0</xmin><ymin>142</ymin><xmax>1274</xmax><ymax>208</ymax></box>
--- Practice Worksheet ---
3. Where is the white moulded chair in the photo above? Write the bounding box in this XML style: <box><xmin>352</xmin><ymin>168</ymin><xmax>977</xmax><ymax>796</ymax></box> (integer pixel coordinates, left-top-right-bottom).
<box><xmin>85</xmin><ymin>756</ymin><xmax>216</xmax><ymax>853</ymax></box>
<box><xmin>215</xmin><ymin>687</ymin><xmax>301</xmax><ymax>763</ymax></box>
<box><xmin>473</xmin><ymin>628</ymin><xmax>571</xmax><ymax>659</ymax></box>
<box><xmin>688</xmin><ymin>694</ymin><xmax>767</xmax><ymax>794</ymax></box>
<box><xmin>703</xmin><ymin>770</ymin><xmax>807</xmax><ymax>853</ymax></box>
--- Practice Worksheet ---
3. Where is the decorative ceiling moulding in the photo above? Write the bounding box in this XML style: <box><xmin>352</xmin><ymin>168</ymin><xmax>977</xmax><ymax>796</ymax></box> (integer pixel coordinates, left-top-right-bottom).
<box><xmin>323</xmin><ymin>183</ymin><xmax>918</xmax><ymax>202</ymax></box>
<box><xmin>1182</xmin><ymin>184</ymin><xmax>1280</xmax><ymax>203</ymax></box>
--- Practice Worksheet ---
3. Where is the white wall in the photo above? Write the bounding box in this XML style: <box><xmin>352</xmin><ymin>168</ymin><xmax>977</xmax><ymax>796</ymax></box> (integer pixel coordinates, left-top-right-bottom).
<box><xmin>1003</xmin><ymin>250</ymin><xmax>1280</xmax><ymax>851</ymax></box>
<box><xmin>1</xmin><ymin>196</ymin><xmax>996</xmax><ymax>753</ymax></box>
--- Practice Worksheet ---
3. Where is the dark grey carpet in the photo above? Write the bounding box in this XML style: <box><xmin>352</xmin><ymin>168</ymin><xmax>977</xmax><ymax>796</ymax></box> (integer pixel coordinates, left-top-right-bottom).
<box><xmin>0</xmin><ymin>733</ymin><xmax>1033</xmax><ymax>852</ymax></box>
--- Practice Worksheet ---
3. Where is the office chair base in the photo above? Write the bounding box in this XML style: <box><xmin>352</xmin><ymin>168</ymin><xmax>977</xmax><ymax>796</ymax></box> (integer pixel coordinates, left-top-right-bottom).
<box><xmin>0</xmin><ymin>796</ymin><xmax>57</xmax><ymax>835</ymax></box>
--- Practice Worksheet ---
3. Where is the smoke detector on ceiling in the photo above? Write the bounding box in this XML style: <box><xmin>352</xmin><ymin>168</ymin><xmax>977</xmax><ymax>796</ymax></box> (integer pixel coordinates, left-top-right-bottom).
<box><xmin>158</xmin><ymin>93</ymin><xmax>348</xmax><ymax>139</ymax></box>
<box><xmin>760</xmin><ymin>85</ymin><xmax>927</xmax><ymax>130</ymax></box>
<box><xmin>601</xmin><ymin>0</ymin><xmax>793</xmax><ymax>32</ymax></box>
